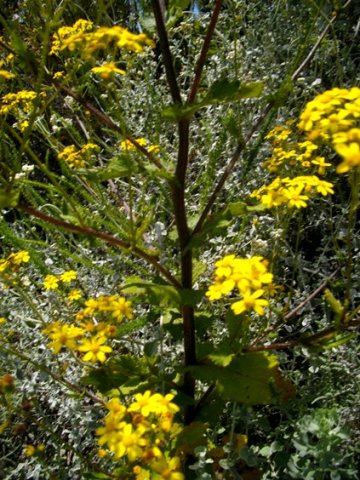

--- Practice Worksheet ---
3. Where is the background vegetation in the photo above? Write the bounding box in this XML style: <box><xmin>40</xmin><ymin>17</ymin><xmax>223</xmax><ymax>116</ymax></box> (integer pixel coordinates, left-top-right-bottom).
<box><xmin>0</xmin><ymin>0</ymin><xmax>359</xmax><ymax>478</ymax></box>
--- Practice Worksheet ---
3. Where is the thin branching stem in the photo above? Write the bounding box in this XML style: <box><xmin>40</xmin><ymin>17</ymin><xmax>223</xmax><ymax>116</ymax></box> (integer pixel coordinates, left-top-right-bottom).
<box><xmin>187</xmin><ymin>0</ymin><xmax>223</xmax><ymax>104</ymax></box>
<box><xmin>57</xmin><ymin>84</ymin><xmax>165</xmax><ymax>170</ymax></box>
<box><xmin>19</xmin><ymin>204</ymin><xmax>181</xmax><ymax>288</ymax></box>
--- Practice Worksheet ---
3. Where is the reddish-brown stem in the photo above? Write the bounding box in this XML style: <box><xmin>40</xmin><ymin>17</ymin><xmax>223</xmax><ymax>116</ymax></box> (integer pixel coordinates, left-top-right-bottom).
<box><xmin>187</xmin><ymin>0</ymin><xmax>223</xmax><ymax>104</ymax></box>
<box><xmin>244</xmin><ymin>318</ymin><xmax>360</xmax><ymax>353</ymax></box>
<box><xmin>19</xmin><ymin>204</ymin><xmax>181</xmax><ymax>289</ymax></box>
<box><xmin>151</xmin><ymin>0</ymin><xmax>197</xmax><ymax>422</ymax></box>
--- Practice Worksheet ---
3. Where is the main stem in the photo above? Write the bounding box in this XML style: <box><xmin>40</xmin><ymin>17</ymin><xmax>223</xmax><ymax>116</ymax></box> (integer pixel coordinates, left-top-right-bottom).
<box><xmin>151</xmin><ymin>0</ymin><xmax>196</xmax><ymax>423</ymax></box>
<box><xmin>173</xmin><ymin>119</ymin><xmax>196</xmax><ymax>424</ymax></box>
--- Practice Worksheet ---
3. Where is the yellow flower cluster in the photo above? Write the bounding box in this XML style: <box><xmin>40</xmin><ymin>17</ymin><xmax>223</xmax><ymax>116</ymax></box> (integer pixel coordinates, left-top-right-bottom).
<box><xmin>23</xmin><ymin>443</ymin><xmax>45</xmax><ymax>457</ymax></box>
<box><xmin>91</xmin><ymin>62</ymin><xmax>126</xmax><ymax>79</ymax></box>
<box><xmin>50</xmin><ymin>19</ymin><xmax>94</xmax><ymax>55</ymax></box>
<box><xmin>120</xmin><ymin>138</ymin><xmax>160</xmax><ymax>154</ymax></box>
<box><xmin>0</xmin><ymin>90</ymin><xmax>38</xmax><ymax>115</ymax></box>
<box><xmin>97</xmin><ymin>392</ymin><xmax>183</xmax><ymax>480</ymax></box>
<box><xmin>42</xmin><ymin>293</ymin><xmax>132</xmax><ymax>362</ymax></box>
<box><xmin>51</xmin><ymin>20</ymin><xmax>154</xmax><ymax>58</ymax></box>
<box><xmin>57</xmin><ymin>143</ymin><xmax>99</xmax><ymax>168</ymax></box>
<box><xmin>264</xmin><ymin>126</ymin><xmax>331</xmax><ymax>175</ymax></box>
<box><xmin>0</xmin><ymin>250</ymin><xmax>30</xmax><ymax>287</ymax></box>
<box><xmin>206</xmin><ymin>255</ymin><xmax>273</xmax><ymax>316</ymax></box>
<box><xmin>0</xmin><ymin>69</ymin><xmax>15</xmax><ymax>80</ymax></box>
<box><xmin>251</xmin><ymin>175</ymin><xmax>334</xmax><ymax>209</ymax></box>
<box><xmin>43</xmin><ymin>270</ymin><xmax>77</xmax><ymax>290</ymax></box>
<box><xmin>75</xmin><ymin>294</ymin><xmax>133</xmax><ymax>322</ymax></box>
<box><xmin>298</xmin><ymin>87</ymin><xmax>360</xmax><ymax>173</ymax></box>
<box><xmin>0</xmin><ymin>53</ymin><xmax>16</xmax><ymax>80</ymax></box>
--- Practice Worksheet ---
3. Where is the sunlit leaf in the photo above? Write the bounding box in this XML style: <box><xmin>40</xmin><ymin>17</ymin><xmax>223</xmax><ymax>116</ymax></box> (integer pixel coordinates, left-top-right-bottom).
<box><xmin>189</xmin><ymin>352</ymin><xmax>294</xmax><ymax>404</ymax></box>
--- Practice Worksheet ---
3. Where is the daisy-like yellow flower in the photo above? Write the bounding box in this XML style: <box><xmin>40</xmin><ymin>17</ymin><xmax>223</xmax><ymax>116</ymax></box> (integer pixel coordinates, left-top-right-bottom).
<box><xmin>120</xmin><ymin>137</ymin><xmax>147</xmax><ymax>151</ymax></box>
<box><xmin>127</xmin><ymin>391</ymin><xmax>156</xmax><ymax>417</ymax></box>
<box><xmin>231</xmin><ymin>289</ymin><xmax>269</xmax><ymax>316</ymax></box>
<box><xmin>43</xmin><ymin>274</ymin><xmax>59</xmax><ymax>290</ymax></box>
<box><xmin>110</xmin><ymin>296</ymin><xmax>133</xmax><ymax>321</ymax></box>
<box><xmin>150</xmin><ymin>455</ymin><xmax>184</xmax><ymax>480</ymax></box>
<box><xmin>0</xmin><ymin>90</ymin><xmax>38</xmax><ymax>115</ymax></box>
<box><xmin>78</xmin><ymin>336</ymin><xmax>112</xmax><ymax>363</ymax></box>
<box><xmin>8</xmin><ymin>251</ymin><xmax>30</xmax><ymax>265</ymax></box>
<box><xmin>283</xmin><ymin>186</ymin><xmax>309</xmax><ymax>208</ymax></box>
<box><xmin>334</xmin><ymin>142</ymin><xmax>360</xmax><ymax>173</ymax></box>
<box><xmin>59</xmin><ymin>270</ymin><xmax>77</xmax><ymax>283</ymax></box>
<box><xmin>91</xmin><ymin>62</ymin><xmax>126</xmax><ymax>79</ymax></box>
<box><xmin>68</xmin><ymin>289</ymin><xmax>82</xmax><ymax>301</ymax></box>
<box><xmin>44</xmin><ymin>323</ymin><xmax>84</xmax><ymax>353</ymax></box>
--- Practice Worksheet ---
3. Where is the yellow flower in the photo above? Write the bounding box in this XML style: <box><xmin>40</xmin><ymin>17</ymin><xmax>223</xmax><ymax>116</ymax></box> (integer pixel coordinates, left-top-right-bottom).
<box><xmin>45</xmin><ymin>323</ymin><xmax>84</xmax><ymax>353</ymax></box>
<box><xmin>120</xmin><ymin>137</ymin><xmax>147</xmax><ymax>151</ymax></box>
<box><xmin>283</xmin><ymin>186</ymin><xmax>309</xmax><ymax>208</ymax></box>
<box><xmin>78</xmin><ymin>335</ymin><xmax>112</xmax><ymax>363</ymax></box>
<box><xmin>54</xmin><ymin>23</ymin><xmax>154</xmax><ymax>58</ymax></box>
<box><xmin>128</xmin><ymin>391</ymin><xmax>156</xmax><ymax>417</ymax></box>
<box><xmin>150</xmin><ymin>455</ymin><xmax>184</xmax><ymax>480</ymax></box>
<box><xmin>0</xmin><ymin>90</ymin><xmax>38</xmax><ymax>115</ymax></box>
<box><xmin>109</xmin><ymin>296</ymin><xmax>133</xmax><ymax>321</ymax></box>
<box><xmin>9</xmin><ymin>251</ymin><xmax>30</xmax><ymax>265</ymax></box>
<box><xmin>111</xmin><ymin>423</ymin><xmax>147</xmax><ymax>461</ymax></box>
<box><xmin>23</xmin><ymin>445</ymin><xmax>36</xmax><ymax>457</ymax></box>
<box><xmin>334</xmin><ymin>142</ymin><xmax>360</xmax><ymax>173</ymax></box>
<box><xmin>311</xmin><ymin>156</ymin><xmax>331</xmax><ymax>175</ymax></box>
<box><xmin>43</xmin><ymin>274</ymin><xmax>59</xmax><ymax>290</ymax></box>
<box><xmin>91</xmin><ymin>62</ymin><xmax>126</xmax><ymax>79</ymax></box>
<box><xmin>147</xmin><ymin>393</ymin><xmax>180</xmax><ymax>415</ymax></box>
<box><xmin>314</xmin><ymin>179</ymin><xmax>334</xmax><ymax>196</ymax></box>
<box><xmin>68</xmin><ymin>289</ymin><xmax>82</xmax><ymax>301</ymax></box>
<box><xmin>0</xmin><ymin>317</ymin><xmax>6</xmax><ymax>325</ymax></box>
<box><xmin>97</xmin><ymin>448</ymin><xmax>107</xmax><ymax>458</ymax></box>
<box><xmin>19</xmin><ymin>120</ymin><xmax>29</xmax><ymax>132</ymax></box>
<box><xmin>50</xmin><ymin>19</ymin><xmax>94</xmax><ymax>55</ymax></box>
<box><xmin>59</xmin><ymin>270</ymin><xmax>77</xmax><ymax>283</ymax></box>
<box><xmin>133</xmin><ymin>466</ymin><xmax>150</xmax><ymax>480</ymax></box>
<box><xmin>53</xmin><ymin>71</ymin><xmax>65</xmax><ymax>79</ymax></box>
<box><xmin>0</xmin><ymin>69</ymin><xmax>16</xmax><ymax>80</ymax></box>
<box><xmin>231</xmin><ymin>290</ymin><xmax>269</xmax><ymax>316</ymax></box>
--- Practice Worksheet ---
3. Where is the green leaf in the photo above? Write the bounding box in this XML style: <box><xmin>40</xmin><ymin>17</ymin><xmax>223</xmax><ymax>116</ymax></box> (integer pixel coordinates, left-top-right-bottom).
<box><xmin>193</xmin><ymin>259</ymin><xmax>207</xmax><ymax>282</ymax></box>
<box><xmin>179</xmin><ymin>288</ymin><xmax>204</xmax><ymax>306</ymax></box>
<box><xmin>116</xmin><ymin>315</ymin><xmax>149</xmax><ymax>336</ymax></box>
<box><xmin>122</xmin><ymin>278</ymin><xmax>180</xmax><ymax>307</ymax></box>
<box><xmin>81</xmin><ymin>355</ymin><xmax>158</xmax><ymax>394</ymax></box>
<box><xmin>83</xmin><ymin>473</ymin><xmax>112</xmax><ymax>480</ymax></box>
<box><xmin>0</xmin><ymin>187</ymin><xmax>20</xmax><ymax>208</ymax></box>
<box><xmin>205</xmin><ymin>79</ymin><xmax>264</xmax><ymax>104</ymax></box>
<box><xmin>167</xmin><ymin>0</ymin><xmax>192</xmax><ymax>27</ymax></box>
<box><xmin>227</xmin><ymin>202</ymin><xmax>248</xmax><ymax>216</ymax></box>
<box><xmin>208</xmin><ymin>351</ymin><xmax>235</xmax><ymax>367</ymax></box>
<box><xmin>161</xmin><ymin>103</ymin><xmax>201</xmax><ymax>122</ymax></box>
<box><xmin>78</xmin><ymin>154</ymin><xmax>137</xmax><ymax>181</ymax></box>
<box><xmin>175</xmin><ymin>422</ymin><xmax>208</xmax><ymax>454</ymax></box>
<box><xmin>162</xmin><ymin>81</ymin><xmax>263</xmax><ymax>122</ymax></box>
<box><xmin>308</xmin><ymin>331</ymin><xmax>356</xmax><ymax>350</ymax></box>
<box><xmin>189</xmin><ymin>352</ymin><xmax>294</xmax><ymax>404</ymax></box>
